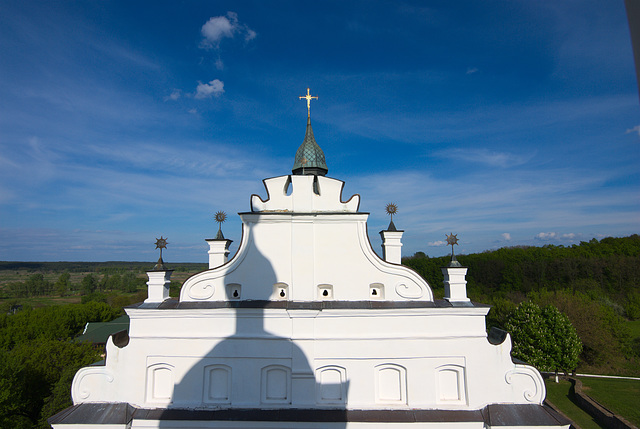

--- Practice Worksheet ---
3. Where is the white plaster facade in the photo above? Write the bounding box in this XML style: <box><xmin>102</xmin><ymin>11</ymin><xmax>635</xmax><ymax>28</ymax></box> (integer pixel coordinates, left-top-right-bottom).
<box><xmin>50</xmin><ymin>126</ymin><xmax>569</xmax><ymax>429</ymax></box>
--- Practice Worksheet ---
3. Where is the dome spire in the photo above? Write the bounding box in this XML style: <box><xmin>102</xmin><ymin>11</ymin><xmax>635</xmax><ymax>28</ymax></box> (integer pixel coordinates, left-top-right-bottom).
<box><xmin>292</xmin><ymin>88</ymin><xmax>328</xmax><ymax>176</ymax></box>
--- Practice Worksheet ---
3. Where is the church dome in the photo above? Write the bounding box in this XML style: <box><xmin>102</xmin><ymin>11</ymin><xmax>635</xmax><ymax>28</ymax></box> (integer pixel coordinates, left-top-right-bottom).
<box><xmin>292</xmin><ymin>116</ymin><xmax>328</xmax><ymax>176</ymax></box>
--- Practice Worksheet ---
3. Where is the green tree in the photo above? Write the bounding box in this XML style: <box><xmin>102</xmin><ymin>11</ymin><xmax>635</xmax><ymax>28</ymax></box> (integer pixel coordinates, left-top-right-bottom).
<box><xmin>80</xmin><ymin>274</ymin><xmax>97</xmax><ymax>295</ymax></box>
<box><xmin>107</xmin><ymin>273</ymin><xmax>122</xmax><ymax>291</ymax></box>
<box><xmin>54</xmin><ymin>272</ymin><xmax>71</xmax><ymax>297</ymax></box>
<box><xmin>0</xmin><ymin>302</ymin><xmax>117</xmax><ymax>427</ymax></box>
<box><xmin>24</xmin><ymin>274</ymin><xmax>52</xmax><ymax>297</ymax></box>
<box><xmin>505</xmin><ymin>301</ymin><xmax>582</xmax><ymax>377</ymax></box>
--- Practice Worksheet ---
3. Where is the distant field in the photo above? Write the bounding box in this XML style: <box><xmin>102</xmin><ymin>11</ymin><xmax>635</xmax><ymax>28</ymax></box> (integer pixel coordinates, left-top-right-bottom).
<box><xmin>0</xmin><ymin>261</ymin><xmax>207</xmax><ymax>306</ymax></box>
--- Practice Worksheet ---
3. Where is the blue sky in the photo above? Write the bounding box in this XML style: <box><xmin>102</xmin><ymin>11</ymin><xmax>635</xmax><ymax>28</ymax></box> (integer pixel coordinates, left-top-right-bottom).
<box><xmin>0</xmin><ymin>1</ymin><xmax>638</xmax><ymax>263</ymax></box>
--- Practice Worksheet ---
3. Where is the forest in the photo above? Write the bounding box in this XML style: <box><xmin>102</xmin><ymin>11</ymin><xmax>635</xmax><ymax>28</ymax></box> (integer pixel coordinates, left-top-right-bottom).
<box><xmin>0</xmin><ymin>235</ymin><xmax>638</xmax><ymax>427</ymax></box>
<box><xmin>404</xmin><ymin>234</ymin><xmax>640</xmax><ymax>375</ymax></box>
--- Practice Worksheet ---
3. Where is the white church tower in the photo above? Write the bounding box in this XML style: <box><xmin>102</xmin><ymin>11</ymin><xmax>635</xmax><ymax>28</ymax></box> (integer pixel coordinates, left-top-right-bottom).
<box><xmin>50</xmin><ymin>90</ymin><xmax>569</xmax><ymax>429</ymax></box>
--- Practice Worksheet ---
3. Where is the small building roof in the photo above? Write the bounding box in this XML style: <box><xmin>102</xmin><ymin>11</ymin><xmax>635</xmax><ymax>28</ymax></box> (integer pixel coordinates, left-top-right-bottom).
<box><xmin>76</xmin><ymin>315</ymin><xmax>130</xmax><ymax>344</ymax></box>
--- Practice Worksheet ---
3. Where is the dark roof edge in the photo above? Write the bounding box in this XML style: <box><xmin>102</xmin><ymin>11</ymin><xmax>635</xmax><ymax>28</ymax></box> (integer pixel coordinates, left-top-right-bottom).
<box><xmin>50</xmin><ymin>403</ymin><xmax>569</xmax><ymax>426</ymax></box>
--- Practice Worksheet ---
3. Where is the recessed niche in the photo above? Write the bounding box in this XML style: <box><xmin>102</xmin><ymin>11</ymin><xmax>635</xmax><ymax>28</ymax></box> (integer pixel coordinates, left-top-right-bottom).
<box><xmin>316</xmin><ymin>366</ymin><xmax>346</xmax><ymax>404</ymax></box>
<box><xmin>261</xmin><ymin>365</ymin><xmax>291</xmax><ymax>404</ymax></box>
<box><xmin>374</xmin><ymin>364</ymin><xmax>406</xmax><ymax>405</ymax></box>
<box><xmin>436</xmin><ymin>365</ymin><xmax>467</xmax><ymax>404</ymax></box>
<box><xmin>203</xmin><ymin>365</ymin><xmax>231</xmax><ymax>404</ymax></box>
<box><xmin>317</xmin><ymin>284</ymin><xmax>333</xmax><ymax>300</ymax></box>
<box><xmin>226</xmin><ymin>283</ymin><xmax>241</xmax><ymax>300</ymax></box>
<box><xmin>370</xmin><ymin>283</ymin><xmax>384</xmax><ymax>299</ymax></box>
<box><xmin>146</xmin><ymin>363</ymin><xmax>174</xmax><ymax>404</ymax></box>
<box><xmin>273</xmin><ymin>283</ymin><xmax>289</xmax><ymax>300</ymax></box>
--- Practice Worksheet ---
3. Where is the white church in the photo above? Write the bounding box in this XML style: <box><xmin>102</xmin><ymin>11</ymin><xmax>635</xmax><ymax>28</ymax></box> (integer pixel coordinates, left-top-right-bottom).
<box><xmin>49</xmin><ymin>90</ymin><xmax>570</xmax><ymax>429</ymax></box>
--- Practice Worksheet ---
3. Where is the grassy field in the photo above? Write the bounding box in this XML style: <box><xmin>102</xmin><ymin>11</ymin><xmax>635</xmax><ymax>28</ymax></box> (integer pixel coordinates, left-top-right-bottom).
<box><xmin>544</xmin><ymin>376</ymin><xmax>640</xmax><ymax>429</ymax></box>
<box><xmin>627</xmin><ymin>319</ymin><xmax>640</xmax><ymax>339</ymax></box>
<box><xmin>544</xmin><ymin>379</ymin><xmax>603</xmax><ymax>429</ymax></box>
<box><xmin>579</xmin><ymin>377</ymin><xmax>640</xmax><ymax>427</ymax></box>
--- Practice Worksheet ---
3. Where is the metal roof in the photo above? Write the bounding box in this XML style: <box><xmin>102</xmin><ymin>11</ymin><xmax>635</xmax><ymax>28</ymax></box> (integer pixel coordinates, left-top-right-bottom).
<box><xmin>292</xmin><ymin>116</ymin><xmax>328</xmax><ymax>176</ymax></box>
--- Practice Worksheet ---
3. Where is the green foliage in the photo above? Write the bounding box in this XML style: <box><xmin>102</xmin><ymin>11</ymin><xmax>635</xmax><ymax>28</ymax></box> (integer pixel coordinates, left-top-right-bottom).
<box><xmin>54</xmin><ymin>272</ymin><xmax>71</xmax><ymax>297</ymax></box>
<box><xmin>81</xmin><ymin>274</ymin><xmax>97</xmax><ymax>295</ymax></box>
<box><xmin>403</xmin><ymin>235</ymin><xmax>640</xmax><ymax>375</ymax></box>
<box><xmin>0</xmin><ymin>302</ymin><xmax>119</xmax><ymax>427</ymax></box>
<box><xmin>530</xmin><ymin>290</ymin><xmax>635</xmax><ymax>371</ymax></box>
<box><xmin>403</xmin><ymin>234</ymin><xmax>640</xmax><ymax>304</ymax></box>
<box><xmin>505</xmin><ymin>301</ymin><xmax>582</xmax><ymax>373</ymax></box>
<box><xmin>0</xmin><ymin>302</ymin><xmax>119</xmax><ymax>350</ymax></box>
<box><xmin>625</xmin><ymin>292</ymin><xmax>640</xmax><ymax>320</ymax></box>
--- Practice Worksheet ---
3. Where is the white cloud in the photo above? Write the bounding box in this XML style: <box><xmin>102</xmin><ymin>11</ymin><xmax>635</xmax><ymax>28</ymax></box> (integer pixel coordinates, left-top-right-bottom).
<box><xmin>501</xmin><ymin>232</ymin><xmax>511</xmax><ymax>240</ymax></box>
<box><xmin>165</xmin><ymin>89</ymin><xmax>181</xmax><ymax>101</ymax></box>
<box><xmin>428</xmin><ymin>240</ymin><xmax>447</xmax><ymax>246</ymax></box>
<box><xmin>561</xmin><ymin>233</ymin><xmax>576</xmax><ymax>239</ymax></box>
<box><xmin>195</xmin><ymin>79</ymin><xmax>224</xmax><ymax>99</ymax></box>
<box><xmin>535</xmin><ymin>232</ymin><xmax>557</xmax><ymax>240</ymax></box>
<box><xmin>626</xmin><ymin>125</ymin><xmax>640</xmax><ymax>137</ymax></box>
<box><xmin>200</xmin><ymin>12</ymin><xmax>256</xmax><ymax>48</ymax></box>
<box><xmin>466</xmin><ymin>67</ymin><xmax>478</xmax><ymax>74</ymax></box>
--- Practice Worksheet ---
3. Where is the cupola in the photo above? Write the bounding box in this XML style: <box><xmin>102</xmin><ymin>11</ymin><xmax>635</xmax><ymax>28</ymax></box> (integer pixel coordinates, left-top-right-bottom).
<box><xmin>292</xmin><ymin>88</ymin><xmax>328</xmax><ymax>176</ymax></box>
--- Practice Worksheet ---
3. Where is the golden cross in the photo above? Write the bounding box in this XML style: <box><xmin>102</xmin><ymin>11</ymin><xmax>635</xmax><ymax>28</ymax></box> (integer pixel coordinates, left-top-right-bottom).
<box><xmin>299</xmin><ymin>87</ymin><xmax>318</xmax><ymax>117</ymax></box>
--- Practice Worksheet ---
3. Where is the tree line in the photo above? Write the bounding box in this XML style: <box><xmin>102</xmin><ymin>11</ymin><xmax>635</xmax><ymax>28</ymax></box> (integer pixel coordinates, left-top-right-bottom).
<box><xmin>0</xmin><ymin>261</ymin><xmax>207</xmax><ymax>273</ymax></box>
<box><xmin>2</xmin><ymin>272</ymin><xmax>147</xmax><ymax>298</ymax></box>
<box><xmin>403</xmin><ymin>235</ymin><xmax>640</xmax><ymax>375</ymax></box>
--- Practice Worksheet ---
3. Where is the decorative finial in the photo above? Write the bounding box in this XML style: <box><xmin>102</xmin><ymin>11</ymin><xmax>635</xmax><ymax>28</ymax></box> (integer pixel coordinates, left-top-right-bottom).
<box><xmin>214</xmin><ymin>211</ymin><xmax>227</xmax><ymax>240</ymax></box>
<box><xmin>385</xmin><ymin>202</ymin><xmax>398</xmax><ymax>231</ymax></box>
<box><xmin>446</xmin><ymin>233</ymin><xmax>462</xmax><ymax>267</ymax></box>
<box><xmin>299</xmin><ymin>87</ymin><xmax>318</xmax><ymax>118</ymax></box>
<box><xmin>155</xmin><ymin>236</ymin><xmax>168</xmax><ymax>256</ymax></box>
<box><xmin>154</xmin><ymin>236</ymin><xmax>168</xmax><ymax>270</ymax></box>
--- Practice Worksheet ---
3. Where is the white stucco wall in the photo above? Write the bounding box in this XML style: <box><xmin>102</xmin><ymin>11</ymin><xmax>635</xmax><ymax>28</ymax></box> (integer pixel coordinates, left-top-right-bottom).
<box><xmin>66</xmin><ymin>173</ymin><xmax>552</xmax><ymax>427</ymax></box>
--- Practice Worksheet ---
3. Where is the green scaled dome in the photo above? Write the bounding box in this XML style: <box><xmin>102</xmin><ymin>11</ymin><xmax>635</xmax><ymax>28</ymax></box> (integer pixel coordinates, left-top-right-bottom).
<box><xmin>292</xmin><ymin>116</ymin><xmax>328</xmax><ymax>176</ymax></box>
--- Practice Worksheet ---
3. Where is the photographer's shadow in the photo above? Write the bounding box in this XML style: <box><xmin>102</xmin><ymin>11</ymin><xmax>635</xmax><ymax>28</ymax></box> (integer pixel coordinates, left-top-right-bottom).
<box><xmin>158</xmin><ymin>240</ymin><xmax>348</xmax><ymax>426</ymax></box>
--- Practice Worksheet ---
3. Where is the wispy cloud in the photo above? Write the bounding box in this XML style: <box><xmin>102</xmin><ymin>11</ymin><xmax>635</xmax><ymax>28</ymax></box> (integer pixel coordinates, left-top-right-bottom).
<box><xmin>502</xmin><ymin>233</ymin><xmax>511</xmax><ymax>241</ymax></box>
<box><xmin>428</xmin><ymin>240</ymin><xmax>447</xmax><ymax>247</ymax></box>
<box><xmin>435</xmin><ymin>147</ymin><xmax>533</xmax><ymax>168</ymax></box>
<box><xmin>626</xmin><ymin>125</ymin><xmax>640</xmax><ymax>137</ymax></box>
<box><xmin>466</xmin><ymin>67</ymin><xmax>479</xmax><ymax>74</ymax></box>
<box><xmin>535</xmin><ymin>232</ymin><xmax>581</xmax><ymax>243</ymax></box>
<box><xmin>165</xmin><ymin>89</ymin><xmax>181</xmax><ymax>101</ymax></box>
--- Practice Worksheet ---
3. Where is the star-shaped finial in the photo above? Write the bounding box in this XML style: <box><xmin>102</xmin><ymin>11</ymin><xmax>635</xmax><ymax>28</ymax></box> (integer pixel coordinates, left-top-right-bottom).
<box><xmin>155</xmin><ymin>236</ymin><xmax>168</xmax><ymax>250</ymax></box>
<box><xmin>153</xmin><ymin>236</ymin><xmax>168</xmax><ymax>270</ymax></box>
<box><xmin>214</xmin><ymin>211</ymin><xmax>227</xmax><ymax>239</ymax></box>
<box><xmin>385</xmin><ymin>202</ymin><xmax>398</xmax><ymax>218</ymax></box>
<box><xmin>445</xmin><ymin>233</ymin><xmax>462</xmax><ymax>266</ymax></box>
<box><xmin>446</xmin><ymin>233</ymin><xmax>458</xmax><ymax>247</ymax></box>
<box><xmin>385</xmin><ymin>202</ymin><xmax>399</xmax><ymax>231</ymax></box>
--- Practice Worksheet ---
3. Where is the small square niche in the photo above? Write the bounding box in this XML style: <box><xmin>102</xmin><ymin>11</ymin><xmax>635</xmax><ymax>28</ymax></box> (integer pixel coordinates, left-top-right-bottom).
<box><xmin>226</xmin><ymin>284</ymin><xmax>241</xmax><ymax>300</ymax></box>
<box><xmin>273</xmin><ymin>283</ymin><xmax>289</xmax><ymax>300</ymax></box>
<box><xmin>317</xmin><ymin>284</ymin><xmax>333</xmax><ymax>300</ymax></box>
<box><xmin>369</xmin><ymin>283</ymin><xmax>384</xmax><ymax>299</ymax></box>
